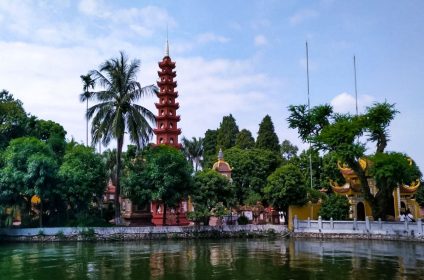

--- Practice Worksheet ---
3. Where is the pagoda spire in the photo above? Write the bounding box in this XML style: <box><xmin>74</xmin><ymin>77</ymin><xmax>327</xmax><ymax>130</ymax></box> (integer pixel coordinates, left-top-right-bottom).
<box><xmin>153</xmin><ymin>41</ymin><xmax>181</xmax><ymax>149</ymax></box>
<box><xmin>164</xmin><ymin>27</ymin><xmax>169</xmax><ymax>57</ymax></box>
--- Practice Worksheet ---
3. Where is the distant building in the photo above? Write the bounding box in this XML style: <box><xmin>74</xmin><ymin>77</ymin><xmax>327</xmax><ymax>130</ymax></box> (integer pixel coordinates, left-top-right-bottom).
<box><xmin>212</xmin><ymin>148</ymin><xmax>232</xmax><ymax>179</ymax></box>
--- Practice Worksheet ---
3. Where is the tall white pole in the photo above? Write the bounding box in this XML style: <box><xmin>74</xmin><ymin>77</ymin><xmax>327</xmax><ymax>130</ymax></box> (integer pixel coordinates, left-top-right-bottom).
<box><xmin>354</xmin><ymin>55</ymin><xmax>358</xmax><ymax>116</ymax></box>
<box><xmin>306</xmin><ymin>42</ymin><xmax>313</xmax><ymax>189</ymax></box>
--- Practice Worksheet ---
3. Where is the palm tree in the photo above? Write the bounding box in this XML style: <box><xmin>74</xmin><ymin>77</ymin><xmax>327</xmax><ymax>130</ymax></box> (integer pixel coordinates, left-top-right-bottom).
<box><xmin>86</xmin><ymin>51</ymin><xmax>157</xmax><ymax>224</ymax></box>
<box><xmin>182</xmin><ymin>136</ymin><xmax>204</xmax><ymax>172</ymax></box>
<box><xmin>80</xmin><ymin>73</ymin><xmax>95</xmax><ymax>146</ymax></box>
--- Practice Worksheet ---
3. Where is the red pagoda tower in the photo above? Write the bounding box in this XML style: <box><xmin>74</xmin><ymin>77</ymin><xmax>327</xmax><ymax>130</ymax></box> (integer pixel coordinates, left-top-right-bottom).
<box><xmin>153</xmin><ymin>41</ymin><xmax>181</xmax><ymax>148</ymax></box>
<box><xmin>151</xmin><ymin>41</ymin><xmax>190</xmax><ymax>226</ymax></box>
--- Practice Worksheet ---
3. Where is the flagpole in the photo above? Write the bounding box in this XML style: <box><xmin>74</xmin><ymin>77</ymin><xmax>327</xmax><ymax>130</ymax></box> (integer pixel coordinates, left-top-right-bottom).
<box><xmin>354</xmin><ymin>55</ymin><xmax>358</xmax><ymax>116</ymax></box>
<box><xmin>306</xmin><ymin>42</ymin><xmax>313</xmax><ymax>189</ymax></box>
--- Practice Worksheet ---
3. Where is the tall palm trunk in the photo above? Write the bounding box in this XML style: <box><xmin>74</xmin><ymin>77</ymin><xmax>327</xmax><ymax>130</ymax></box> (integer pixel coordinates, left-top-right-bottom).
<box><xmin>115</xmin><ymin>136</ymin><xmax>124</xmax><ymax>224</ymax></box>
<box><xmin>86</xmin><ymin>99</ymin><xmax>89</xmax><ymax>146</ymax></box>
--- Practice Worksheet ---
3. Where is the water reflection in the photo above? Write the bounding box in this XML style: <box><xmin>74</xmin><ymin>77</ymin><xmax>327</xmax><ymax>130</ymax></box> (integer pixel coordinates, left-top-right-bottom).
<box><xmin>0</xmin><ymin>239</ymin><xmax>423</xmax><ymax>279</ymax></box>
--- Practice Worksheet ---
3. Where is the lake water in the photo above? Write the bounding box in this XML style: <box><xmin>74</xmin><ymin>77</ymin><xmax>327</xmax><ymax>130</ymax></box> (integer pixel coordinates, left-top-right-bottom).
<box><xmin>1</xmin><ymin>239</ymin><xmax>424</xmax><ymax>279</ymax></box>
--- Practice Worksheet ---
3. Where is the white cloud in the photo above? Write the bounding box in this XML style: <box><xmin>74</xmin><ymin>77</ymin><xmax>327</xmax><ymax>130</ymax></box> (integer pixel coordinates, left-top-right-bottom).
<box><xmin>77</xmin><ymin>1</ymin><xmax>176</xmax><ymax>38</ymax></box>
<box><xmin>331</xmin><ymin>92</ymin><xmax>375</xmax><ymax>114</ymax></box>
<box><xmin>197</xmin><ymin>33</ymin><xmax>229</xmax><ymax>44</ymax></box>
<box><xmin>254</xmin><ymin>35</ymin><xmax>268</xmax><ymax>46</ymax></box>
<box><xmin>78</xmin><ymin>0</ymin><xmax>106</xmax><ymax>16</ymax></box>
<box><xmin>289</xmin><ymin>9</ymin><xmax>319</xmax><ymax>25</ymax></box>
<box><xmin>174</xmin><ymin>56</ymin><xmax>281</xmax><ymax>138</ymax></box>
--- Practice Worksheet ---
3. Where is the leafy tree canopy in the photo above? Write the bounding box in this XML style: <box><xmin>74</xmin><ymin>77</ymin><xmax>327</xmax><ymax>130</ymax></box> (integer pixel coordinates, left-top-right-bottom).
<box><xmin>182</xmin><ymin>136</ymin><xmax>203</xmax><ymax>172</ymax></box>
<box><xmin>263</xmin><ymin>164</ymin><xmax>308</xmax><ymax>210</ymax></box>
<box><xmin>59</xmin><ymin>144</ymin><xmax>107</xmax><ymax>212</ymax></box>
<box><xmin>288</xmin><ymin>102</ymin><xmax>421</xmax><ymax>220</ymax></box>
<box><xmin>256</xmin><ymin>115</ymin><xmax>280</xmax><ymax>152</ymax></box>
<box><xmin>319</xmin><ymin>194</ymin><xmax>350</xmax><ymax>220</ymax></box>
<box><xmin>216</xmin><ymin>114</ymin><xmax>239</xmax><ymax>150</ymax></box>
<box><xmin>125</xmin><ymin>145</ymin><xmax>193</xmax><ymax>209</ymax></box>
<box><xmin>235</xmin><ymin>129</ymin><xmax>255</xmax><ymax>149</ymax></box>
<box><xmin>280</xmin><ymin>139</ymin><xmax>298</xmax><ymax>162</ymax></box>
<box><xmin>224</xmin><ymin>147</ymin><xmax>281</xmax><ymax>204</ymax></box>
<box><xmin>203</xmin><ymin>129</ymin><xmax>218</xmax><ymax>168</ymax></box>
<box><xmin>190</xmin><ymin>169</ymin><xmax>234</xmax><ymax>222</ymax></box>
<box><xmin>0</xmin><ymin>90</ymin><xmax>27</xmax><ymax>150</ymax></box>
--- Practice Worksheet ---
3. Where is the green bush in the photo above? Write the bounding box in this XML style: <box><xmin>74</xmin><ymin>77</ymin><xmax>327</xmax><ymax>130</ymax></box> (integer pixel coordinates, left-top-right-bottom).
<box><xmin>319</xmin><ymin>194</ymin><xmax>350</xmax><ymax>220</ymax></box>
<box><xmin>307</xmin><ymin>188</ymin><xmax>326</xmax><ymax>203</ymax></box>
<box><xmin>237</xmin><ymin>215</ymin><xmax>249</xmax><ymax>225</ymax></box>
<box><xmin>416</xmin><ymin>184</ymin><xmax>424</xmax><ymax>207</ymax></box>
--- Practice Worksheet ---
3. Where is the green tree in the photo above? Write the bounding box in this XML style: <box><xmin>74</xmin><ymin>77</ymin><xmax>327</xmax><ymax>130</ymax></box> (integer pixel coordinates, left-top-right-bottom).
<box><xmin>297</xmin><ymin>148</ymin><xmax>322</xmax><ymax>189</ymax></box>
<box><xmin>320</xmin><ymin>151</ymin><xmax>345</xmax><ymax>189</ymax></box>
<box><xmin>224</xmin><ymin>147</ymin><xmax>281</xmax><ymax>204</ymax></box>
<box><xmin>216</xmin><ymin>114</ymin><xmax>239</xmax><ymax>150</ymax></box>
<box><xmin>0</xmin><ymin>137</ymin><xmax>59</xmax><ymax>227</ymax></box>
<box><xmin>369</xmin><ymin>152</ymin><xmax>421</xmax><ymax>220</ymax></box>
<box><xmin>80</xmin><ymin>73</ymin><xmax>96</xmax><ymax>146</ymax></box>
<box><xmin>59</xmin><ymin>144</ymin><xmax>107</xmax><ymax>225</ymax></box>
<box><xmin>416</xmin><ymin>184</ymin><xmax>424</xmax><ymax>207</ymax></box>
<box><xmin>203</xmin><ymin>129</ymin><xmax>218</xmax><ymax>168</ymax></box>
<box><xmin>85</xmin><ymin>51</ymin><xmax>156</xmax><ymax>223</ymax></box>
<box><xmin>190</xmin><ymin>169</ymin><xmax>234</xmax><ymax>224</ymax></box>
<box><xmin>256</xmin><ymin>115</ymin><xmax>280</xmax><ymax>152</ymax></box>
<box><xmin>319</xmin><ymin>194</ymin><xmax>350</xmax><ymax>220</ymax></box>
<box><xmin>263</xmin><ymin>164</ymin><xmax>308</xmax><ymax>211</ymax></box>
<box><xmin>182</xmin><ymin>136</ymin><xmax>204</xmax><ymax>172</ymax></box>
<box><xmin>128</xmin><ymin>145</ymin><xmax>193</xmax><ymax>225</ymax></box>
<box><xmin>235</xmin><ymin>129</ymin><xmax>255</xmax><ymax>149</ymax></box>
<box><xmin>280</xmin><ymin>139</ymin><xmax>298</xmax><ymax>161</ymax></box>
<box><xmin>288</xmin><ymin>102</ymin><xmax>420</xmax><ymax>220</ymax></box>
<box><xmin>26</xmin><ymin>117</ymin><xmax>67</xmax><ymax>160</ymax></box>
<box><xmin>0</xmin><ymin>90</ymin><xmax>27</xmax><ymax>150</ymax></box>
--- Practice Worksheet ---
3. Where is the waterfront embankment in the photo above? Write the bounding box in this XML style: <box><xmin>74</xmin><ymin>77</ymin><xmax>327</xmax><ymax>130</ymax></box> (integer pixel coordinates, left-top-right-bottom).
<box><xmin>292</xmin><ymin>216</ymin><xmax>424</xmax><ymax>241</ymax></box>
<box><xmin>0</xmin><ymin>224</ymin><xmax>287</xmax><ymax>242</ymax></box>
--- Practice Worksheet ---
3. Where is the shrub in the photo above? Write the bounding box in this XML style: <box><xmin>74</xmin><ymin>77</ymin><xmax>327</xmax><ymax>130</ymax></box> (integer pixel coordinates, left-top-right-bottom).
<box><xmin>416</xmin><ymin>184</ymin><xmax>424</xmax><ymax>207</ymax></box>
<box><xmin>237</xmin><ymin>215</ymin><xmax>249</xmax><ymax>225</ymax></box>
<box><xmin>319</xmin><ymin>194</ymin><xmax>350</xmax><ymax>220</ymax></box>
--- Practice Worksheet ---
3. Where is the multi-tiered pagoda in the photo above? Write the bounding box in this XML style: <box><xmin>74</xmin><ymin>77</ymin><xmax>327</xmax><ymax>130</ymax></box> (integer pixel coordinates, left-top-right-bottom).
<box><xmin>153</xmin><ymin>42</ymin><xmax>181</xmax><ymax>148</ymax></box>
<box><xmin>150</xmin><ymin>42</ymin><xmax>190</xmax><ymax>226</ymax></box>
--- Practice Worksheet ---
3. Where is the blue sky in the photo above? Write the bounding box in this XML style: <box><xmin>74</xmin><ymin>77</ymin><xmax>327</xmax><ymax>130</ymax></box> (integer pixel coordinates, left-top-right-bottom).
<box><xmin>0</xmin><ymin>0</ymin><xmax>423</xmax><ymax>169</ymax></box>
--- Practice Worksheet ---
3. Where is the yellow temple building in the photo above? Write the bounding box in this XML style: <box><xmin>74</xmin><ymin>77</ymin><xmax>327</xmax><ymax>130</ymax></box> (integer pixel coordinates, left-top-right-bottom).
<box><xmin>330</xmin><ymin>158</ymin><xmax>422</xmax><ymax>221</ymax></box>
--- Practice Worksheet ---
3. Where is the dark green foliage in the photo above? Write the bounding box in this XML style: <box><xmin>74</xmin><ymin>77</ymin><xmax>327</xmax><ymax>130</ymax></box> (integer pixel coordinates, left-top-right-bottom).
<box><xmin>235</xmin><ymin>129</ymin><xmax>255</xmax><ymax>149</ymax></box>
<box><xmin>0</xmin><ymin>137</ymin><xmax>59</xmax><ymax>227</ymax></box>
<box><xmin>237</xmin><ymin>215</ymin><xmax>249</xmax><ymax>225</ymax></box>
<box><xmin>121</xmin><ymin>154</ymin><xmax>151</xmax><ymax>206</ymax></box>
<box><xmin>256</xmin><ymin>115</ymin><xmax>280</xmax><ymax>152</ymax></box>
<box><xmin>320</xmin><ymin>152</ymin><xmax>345</xmax><ymax>189</ymax></box>
<box><xmin>319</xmin><ymin>195</ymin><xmax>350</xmax><ymax>220</ymax></box>
<box><xmin>224</xmin><ymin>147</ymin><xmax>281</xmax><ymax>204</ymax></box>
<box><xmin>369</xmin><ymin>152</ymin><xmax>422</xmax><ymax>219</ymax></box>
<box><xmin>416</xmin><ymin>185</ymin><xmax>424</xmax><ymax>207</ymax></box>
<box><xmin>243</xmin><ymin>191</ymin><xmax>262</xmax><ymax>206</ymax></box>
<box><xmin>280</xmin><ymin>139</ymin><xmax>298</xmax><ymax>161</ymax></box>
<box><xmin>297</xmin><ymin>148</ymin><xmax>322</xmax><ymax>189</ymax></box>
<box><xmin>123</xmin><ymin>145</ymin><xmax>193</xmax><ymax>224</ymax></box>
<box><xmin>216</xmin><ymin>114</ymin><xmax>239</xmax><ymax>150</ymax></box>
<box><xmin>182</xmin><ymin>136</ymin><xmax>204</xmax><ymax>172</ymax></box>
<box><xmin>0</xmin><ymin>90</ymin><xmax>27</xmax><ymax>150</ymax></box>
<box><xmin>192</xmin><ymin>169</ymin><xmax>234</xmax><ymax>209</ymax></box>
<box><xmin>263</xmin><ymin>164</ymin><xmax>308</xmax><ymax>210</ymax></box>
<box><xmin>365</xmin><ymin>102</ymin><xmax>398</xmax><ymax>153</ymax></box>
<box><xmin>59</xmin><ymin>144</ymin><xmax>107</xmax><ymax>218</ymax></box>
<box><xmin>202</xmin><ymin>129</ymin><xmax>218</xmax><ymax>168</ymax></box>
<box><xmin>190</xmin><ymin>169</ymin><xmax>234</xmax><ymax>222</ymax></box>
<box><xmin>307</xmin><ymin>188</ymin><xmax>326</xmax><ymax>203</ymax></box>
